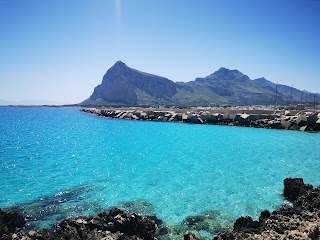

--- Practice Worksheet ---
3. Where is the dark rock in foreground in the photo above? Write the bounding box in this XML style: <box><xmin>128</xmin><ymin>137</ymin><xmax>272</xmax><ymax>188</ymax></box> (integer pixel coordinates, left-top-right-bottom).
<box><xmin>1</xmin><ymin>208</ymin><xmax>156</xmax><ymax>240</ymax></box>
<box><xmin>0</xmin><ymin>208</ymin><xmax>25</xmax><ymax>239</ymax></box>
<box><xmin>2</xmin><ymin>178</ymin><xmax>319</xmax><ymax>240</ymax></box>
<box><xmin>283</xmin><ymin>177</ymin><xmax>313</xmax><ymax>201</ymax></box>
<box><xmin>214</xmin><ymin>178</ymin><xmax>320</xmax><ymax>240</ymax></box>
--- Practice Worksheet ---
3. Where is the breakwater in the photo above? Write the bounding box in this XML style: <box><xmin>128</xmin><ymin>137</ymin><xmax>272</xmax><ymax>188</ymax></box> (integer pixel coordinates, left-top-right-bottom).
<box><xmin>81</xmin><ymin>108</ymin><xmax>320</xmax><ymax>132</ymax></box>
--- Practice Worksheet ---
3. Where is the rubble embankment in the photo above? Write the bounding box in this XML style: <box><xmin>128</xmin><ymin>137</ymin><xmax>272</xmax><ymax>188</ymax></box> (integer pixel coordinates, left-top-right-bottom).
<box><xmin>81</xmin><ymin>108</ymin><xmax>320</xmax><ymax>132</ymax></box>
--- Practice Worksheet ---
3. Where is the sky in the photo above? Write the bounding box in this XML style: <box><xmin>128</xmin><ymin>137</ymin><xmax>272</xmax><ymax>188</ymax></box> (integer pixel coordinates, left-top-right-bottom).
<box><xmin>0</xmin><ymin>0</ymin><xmax>319</xmax><ymax>104</ymax></box>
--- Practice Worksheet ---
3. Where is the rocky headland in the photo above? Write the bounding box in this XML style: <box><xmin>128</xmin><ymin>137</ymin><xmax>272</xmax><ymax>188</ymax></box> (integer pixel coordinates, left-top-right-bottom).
<box><xmin>1</xmin><ymin>178</ymin><xmax>319</xmax><ymax>240</ymax></box>
<box><xmin>81</xmin><ymin>108</ymin><xmax>320</xmax><ymax>132</ymax></box>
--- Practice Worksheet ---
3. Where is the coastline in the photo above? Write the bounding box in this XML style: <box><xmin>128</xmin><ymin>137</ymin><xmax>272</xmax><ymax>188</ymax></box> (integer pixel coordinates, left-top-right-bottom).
<box><xmin>1</xmin><ymin>178</ymin><xmax>319</xmax><ymax>239</ymax></box>
<box><xmin>81</xmin><ymin>108</ymin><xmax>320</xmax><ymax>132</ymax></box>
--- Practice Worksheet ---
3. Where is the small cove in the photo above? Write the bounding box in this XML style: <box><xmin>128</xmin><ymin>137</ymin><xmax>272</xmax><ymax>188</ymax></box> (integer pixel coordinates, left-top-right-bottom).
<box><xmin>1</xmin><ymin>107</ymin><xmax>319</xmax><ymax>236</ymax></box>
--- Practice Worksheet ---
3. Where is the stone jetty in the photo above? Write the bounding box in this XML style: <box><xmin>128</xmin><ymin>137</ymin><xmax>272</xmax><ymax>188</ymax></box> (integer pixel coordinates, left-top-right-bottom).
<box><xmin>81</xmin><ymin>108</ymin><xmax>320</xmax><ymax>132</ymax></box>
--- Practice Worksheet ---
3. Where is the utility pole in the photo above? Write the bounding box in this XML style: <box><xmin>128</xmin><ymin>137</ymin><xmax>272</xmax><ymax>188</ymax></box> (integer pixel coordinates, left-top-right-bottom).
<box><xmin>288</xmin><ymin>84</ymin><xmax>293</xmax><ymax>106</ymax></box>
<box><xmin>274</xmin><ymin>82</ymin><xmax>278</xmax><ymax>111</ymax></box>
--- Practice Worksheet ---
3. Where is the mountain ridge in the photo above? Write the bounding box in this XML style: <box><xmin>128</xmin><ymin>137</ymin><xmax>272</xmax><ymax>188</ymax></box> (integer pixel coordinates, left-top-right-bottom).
<box><xmin>81</xmin><ymin>61</ymin><xmax>319</xmax><ymax>107</ymax></box>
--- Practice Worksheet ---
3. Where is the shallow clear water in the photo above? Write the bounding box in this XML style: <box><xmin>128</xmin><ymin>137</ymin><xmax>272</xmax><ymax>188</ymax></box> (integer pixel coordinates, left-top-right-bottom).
<box><xmin>1</xmin><ymin>107</ymin><xmax>320</xmax><ymax>234</ymax></box>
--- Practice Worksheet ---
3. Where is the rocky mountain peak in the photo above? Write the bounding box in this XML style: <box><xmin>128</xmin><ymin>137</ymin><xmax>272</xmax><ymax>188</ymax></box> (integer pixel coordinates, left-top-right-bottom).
<box><xmin>206</xmin><ymin>67</ymin><xmax>250</xmax><ymax>82</ymax></box>
<box><xmin>88</xmin><ymin>61</ymin><xmax>177</xmax><ymax>105</ymax></box>
<box><xmin>113</xmin><ymin>60</ymin><xmax>127</xmax><ymax>68</ymax></box>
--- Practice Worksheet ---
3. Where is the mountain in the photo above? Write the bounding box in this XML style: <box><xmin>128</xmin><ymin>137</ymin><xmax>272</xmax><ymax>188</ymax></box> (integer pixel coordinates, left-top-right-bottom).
<box><xmin>81</xmin><ymin>62</ymin><xmax>319</xmax><ymax>107</ymax></box>
<box><xmin>84</xmin><ymin>61</ymin><xmax>177</xmax><ymax>106</ymax></box>
<box><xmin>253</xmin><ymin>78</ymin><xmax>313</xmax><ymax>104</ymax></box>
<box><xmin>173</xmin><ymin>67</ymin><xmax>278</xmax><ymax>105</ymax></box>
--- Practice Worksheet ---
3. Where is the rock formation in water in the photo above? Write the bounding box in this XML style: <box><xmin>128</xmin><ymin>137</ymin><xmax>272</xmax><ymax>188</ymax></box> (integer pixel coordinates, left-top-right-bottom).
<box><xmin>2</xmin><ymin>178</ymin><xmax>320</xmax><ymax>239</ymax></box>
<box><xmin>1</xmin><ymin>208</ymin><xmax>156</xmax><ymax>240</ymax></box>
<box><xmin>214</xmin><ymin>178</ymin><xmax>320</xmax><ymax>240</ymax></box>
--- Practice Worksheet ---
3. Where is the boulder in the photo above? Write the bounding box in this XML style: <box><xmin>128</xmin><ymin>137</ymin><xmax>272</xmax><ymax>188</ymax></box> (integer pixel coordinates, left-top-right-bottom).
<box><xmin>140</xmin><ymin>112</ymin><xmax>147</xmax><ymax>119</ymax></box>
<box><xmin>296</xmin><ymin>114</ymin><xmax>307</xmax><ymax>126</ymax></box>
<box><xmin>147</xmin><ymin>114</ymin><xmax>155</xmax><ymax>120</ymax></box>
<box><xmin>235</xmin><ymin>114</ymin><xmax>250</xmax><ymax>126</ymax></box>
<box><xmin>248</xmin><ymin>114</ymin><xmax>258</xmax><ymax>121</ymax></box>
<box><xmin>182</xmin><ymin>113</ymin><xmax>188</xmax><ymax>122</ymax></box>
<box><xmin>119</xmin><ymin>112</ymin><xmax>127</xmax><ymax>119</ymax></box>
<box><xmin>133</xmin><ymin>111</ymin><xmax>141</xmax><ymax>117</ymax></box>
<box><xmin>289</xmin><ymin>124</ymin><xmax>300</xmax><ymax>130</ymax></box>
<box><xmin>267</xmin><ymin>120</ymin><xmax>280</xmax><ymax>129</ymax></box>
<box><xmin>196</xmin><ymin>117</ymin><xmax>204</xmax><ymax>124</ymax></box>
<box><xmin>280</xmin><ymin>120</ymin><xmax>292</xmax><ymax>130</ymax></box>
<box><xmin>258</xmin><ymin>210</ymin><xmax>270</xmax><ymax>223</ymax></box>
<box><xmin>233</xmin><ymin>216</ymin><xmax>260</xmax><ymax>230</ymax></box>
<box><xmin>283</xmin><ymin>178</ymin><xmax>313</xmax><ymax>201</ymax></box>
<box><xmin>284</xmin><ymin>110</ymin><xmax>291</xmax><ymax>116</ymax></box>
<box><xmin>207</xmin><ymin>113</ymin><xmax>223</xmax><ymax>123</ymax></box>
<box><xmin>314</xmin><ymin>119</ymin><xmax>320</xmax><ymax>131</ymax></box>
<box><xmin>299</xmin><ymin>125</ymin><xmax>311</xmax><ymax>131</ymax></box>
<box><xmin>199</xmin><ymin>114</ymin><xmax>210</xmax><ymax>122</ymax></box>
<box><xmin>224</xmin><ymin>113</ymin><xmax>236</xmax><ymax>120</ymax></box>
<box><xmin>162</xmin><ymin>117</ymin><xmax>168</xmax><ymax>122</ymax></box>
<box><xmin>189</xmin><ymin>116</ymin><xmax>204</xmax><ymax>124</ymax></box>
<box><xmin>307</xmin><ymin>114</ymin><xmax>318</xmax><ymax>125</ymax></box>
<box><xmin>174</xmin><ymin>113</ymin><xmax>182</xmax><ymax>121</ymax></box>
<box><xmin>131</xmin><ymin>115</ymin><xmax>139</xmax><ymax>120</ymax></box>
<box><xmin>0</xmin><ymin>208</ymin><xmax>26</xmax><ymax>237</ymax></box>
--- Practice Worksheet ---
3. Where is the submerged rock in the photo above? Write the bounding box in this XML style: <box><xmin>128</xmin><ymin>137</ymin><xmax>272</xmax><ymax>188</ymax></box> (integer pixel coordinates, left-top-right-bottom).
<box><xmin>184</xmin><ymin>232</ymin><xmax>199</xmax><ymax>240</ymax></box>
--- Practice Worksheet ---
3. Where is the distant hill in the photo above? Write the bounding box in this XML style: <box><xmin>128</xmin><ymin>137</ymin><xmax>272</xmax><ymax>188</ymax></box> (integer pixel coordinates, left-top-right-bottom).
<box><xmin>81</xmin><ymin>61</ymin><xmax>319</xmax><ymax>107</ymax></box>
<box><xmin>0</xmin><ymin>99</ymin><xmax>63</xmax><ymax>106</ymax></box>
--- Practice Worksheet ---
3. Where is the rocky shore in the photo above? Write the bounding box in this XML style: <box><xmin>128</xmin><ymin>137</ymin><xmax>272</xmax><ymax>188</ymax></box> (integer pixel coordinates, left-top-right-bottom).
<box><xmin>81</xmin><ymin>108</ymin><xmax>320</xmax><ymax>132</ymax></box>
<box><xmin>0</xmin><ymin>208</ymin><xmax>157</xmax><ymax>240</ymax></box>
<box><xmin>1</xmin><ymin>178</ymin><xmax>319</xmax><ymax>240</ymax></box>
<box><xmin>214</xmin><ymin>178</ymin><xmax>320</xmax><ymax>240</ymax></box>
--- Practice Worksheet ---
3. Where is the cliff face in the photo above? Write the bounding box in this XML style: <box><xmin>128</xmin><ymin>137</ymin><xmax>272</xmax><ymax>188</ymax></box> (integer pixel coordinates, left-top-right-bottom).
<box><xmin>90</xmin><ymin>61</ymin><xmax>177</xmax><ymax>105</ymax></box>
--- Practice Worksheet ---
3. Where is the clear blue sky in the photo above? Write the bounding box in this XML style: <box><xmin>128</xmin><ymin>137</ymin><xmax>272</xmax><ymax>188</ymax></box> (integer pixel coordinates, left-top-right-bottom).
<box><xmin>0</xmin><ymin>0</ymin><xmax>319</xmax><ymax>104</ymax></box>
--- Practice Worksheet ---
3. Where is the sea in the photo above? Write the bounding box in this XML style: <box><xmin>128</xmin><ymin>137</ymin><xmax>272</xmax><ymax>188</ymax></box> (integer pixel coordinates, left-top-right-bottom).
<box><xmin>1</xmin><ymin>107</ymin><xmax>319</xmax><ymax>238</ymax></box>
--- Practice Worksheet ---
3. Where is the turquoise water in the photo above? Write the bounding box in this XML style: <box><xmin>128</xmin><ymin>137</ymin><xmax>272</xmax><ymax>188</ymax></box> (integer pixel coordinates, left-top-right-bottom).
<box><xmin>1</xmin><ymin>107</ymin><xmax>320</xmax><ymax>235</ymax></box>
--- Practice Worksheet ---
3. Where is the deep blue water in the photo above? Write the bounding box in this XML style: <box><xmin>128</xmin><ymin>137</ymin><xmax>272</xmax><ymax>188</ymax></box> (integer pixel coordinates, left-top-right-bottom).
<box><xmin>1</xmin><ymin>107</ymin><xmax>320</xmax><ymax>236</ymax></box>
